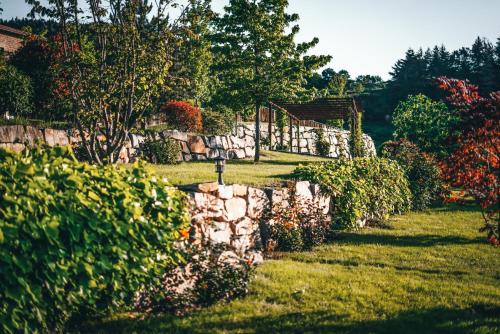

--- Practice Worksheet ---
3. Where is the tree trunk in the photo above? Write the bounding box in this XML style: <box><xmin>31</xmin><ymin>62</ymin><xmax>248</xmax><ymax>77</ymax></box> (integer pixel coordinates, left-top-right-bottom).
<box><xmin>255</xmin><ymin>103</ymin><xmax>261</xmax><ymax>162</ymax></box>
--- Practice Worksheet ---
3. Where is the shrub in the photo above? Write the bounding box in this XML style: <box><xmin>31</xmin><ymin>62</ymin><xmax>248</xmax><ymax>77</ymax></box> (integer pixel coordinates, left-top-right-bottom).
<box><xmin>136</xmin><ymin>244</ymin><xmax>252</xmax><ymax>316</ymax></box>
<box><xmin>161</xmin><ymin>100</ymin><xmax>202</xmax><ymax>132</ymax></box>
<box><xmin>294</xmin><ymin>158</ymin><xmax>412</xmax><ymax>230</ymax></box>
<box><xmin>0</xmin><ymin>146</ymin><xmax>189</xmax><ymax>333</ymax></box>
<box><xmin>313</xmin><ymin>129</ymin><xmax>330</xmax><ymax>157</ymax></box>
<box><xmin>0</xmin><ymin>64</ymin><xmax>33</xmax><ymax>118</ymax></box>
<box><xmin>392</xmin><ymin>94</ymin><xmax>459</xmax><ymax>157</ymax></box>
<box><xmin>381</xmin><ymin>139</ymin><xmax>446</xmax><ymax>210</ymax></box>
<box><xmin>267</xmin><ymin>183</ymin><xmax>330</xmax><ymax>252</ymax></box>
<box><xmin>142</xmin><ymin>136</ymin><xmax>181</xmax><ymax>165</ymax></box>
<box><xmin>202</xmin><ymin>108</ymin><xmax>234</xmax><ymax>135</ymax></box>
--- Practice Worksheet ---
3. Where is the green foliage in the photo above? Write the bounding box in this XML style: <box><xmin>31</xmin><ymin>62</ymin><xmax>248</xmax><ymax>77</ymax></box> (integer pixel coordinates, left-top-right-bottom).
<box><xmin>142</xmin><ymin>137</ymin><xmax>181</xmax><ymax>165</ymax></box>
<box><xmin>136</xmin><ymin>244</ymin><xmax>252</xmax><ymax>316</ymax></box>
<box><xmin>0</xmin><ymin>117</ymin><xmax>69</xmax><ymax>130</ymax></box>
<box><xmin>202</xmin><ymin>108</ymin><xmax>234</xmax><ymax>135</ymax></box>
<box><xmin>294</xmin><ymin>158</ymin><xmax>412</xmax><ymax>230</ymax></box>
<box><xmin>392</xmin><ymin>94</ymin><xmax>459</xmax><ymax>156</ymax></box>
<box><xmin>0</xmin><ymin>64</ymin><xmax>33</xmax><ymax>118</ymax></box>
<box><xmin>326</xmin><ymin>119</ymin><xmax>344</xmax><ymax>129</ymax></box>
<box><xmin>0</xmin><ymin>146</ymin><xmax>189</xmax><ymax>333</ymax></box>
<box><xmin>381</xmin><ymin>140</ymin><xmax>446</xmax><ymax>210</ymax></box>
<box><xmin>349</xmin><ymin>111</ymin><xmax>364</xmax><ymax>157</ymax></box>
<box><xmin>313</xmin><ymin>129</ymin><xmax>330</xmax><ymax>157</ymax></box>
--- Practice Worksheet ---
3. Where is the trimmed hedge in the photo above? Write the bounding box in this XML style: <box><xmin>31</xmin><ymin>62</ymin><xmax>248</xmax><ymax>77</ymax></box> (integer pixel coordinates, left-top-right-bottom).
<box><xmin>0</xmin><ymin>146</ymin><xmax>189</xmax><ymax>333</ymax></box>
<box><xmin>294</xmin><ymin>158</ymin><xmax>412</xmax><ymax>229</ymax></box>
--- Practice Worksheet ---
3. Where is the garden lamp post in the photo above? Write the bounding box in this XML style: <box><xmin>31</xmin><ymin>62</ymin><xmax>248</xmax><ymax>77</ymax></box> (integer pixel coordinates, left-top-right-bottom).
<box><xmin>214</xmin><ymin>156</ymin><xmax>226</xmax><ymax>185</ymax></box>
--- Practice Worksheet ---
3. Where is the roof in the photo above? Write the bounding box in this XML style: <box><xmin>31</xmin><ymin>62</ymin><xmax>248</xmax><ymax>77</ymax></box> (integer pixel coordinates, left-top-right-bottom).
<box><xmin>271</xmin><ymin>97</ymin><xmax>363</xmax><ymax>120</ymax></box>
<box><xmin>0</xmin><ymin>24</ymin><xmax>25</xmax><ymax>38</ymax></box>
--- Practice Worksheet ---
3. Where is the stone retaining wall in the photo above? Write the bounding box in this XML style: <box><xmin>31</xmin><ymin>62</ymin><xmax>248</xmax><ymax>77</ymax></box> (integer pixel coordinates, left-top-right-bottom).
<box><xmin>182</xmin><ymin>181</ymin><xmax>332</xmax><ymax>263</ymax></box>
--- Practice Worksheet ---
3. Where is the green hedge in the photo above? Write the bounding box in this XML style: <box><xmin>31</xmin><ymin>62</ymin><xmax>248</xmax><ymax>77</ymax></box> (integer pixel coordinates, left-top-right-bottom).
<box><xmin>293</xmin><ymin>158</ymin><xmax>412</xmax><ymax>229</ymax></box>
<box><xmin>0</xmin><ymin>146</ymin><xmax>189</xmax><ymax>333</ymax></box>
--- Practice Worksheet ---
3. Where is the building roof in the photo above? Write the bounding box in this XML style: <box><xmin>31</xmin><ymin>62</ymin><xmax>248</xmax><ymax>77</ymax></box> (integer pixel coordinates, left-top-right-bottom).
<box><xmin>0</xmin><ymin>24</ymin><xmax>25</xmax><ymax>38</ymax></box>
<box><xmin>271</xmin><ymin>97</ymin><xmax>363</xmax><ymax>120</ymax></box>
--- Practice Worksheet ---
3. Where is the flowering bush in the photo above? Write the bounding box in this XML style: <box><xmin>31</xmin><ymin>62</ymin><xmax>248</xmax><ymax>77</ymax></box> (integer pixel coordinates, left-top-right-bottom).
<box><xmin>381</xmin><ymin>139</ymin><xmax>447</xmax><ymax>210</ymax></box>
<box><xmin>266</xmin><ymin>183</ymin><xmax>330</xmax><ymax>252</ymax></box>
<box><xmin>437</xmin><ymin>77</ymin><xmax>499</xmax><ymax>245</ymax></box>
<box><xmin>0</xmin><ymin>146</ymin><xmax>189</xmax><ymax>333</ymax></box>
<box><xmin>136</xmin><ymin>244</ymin><xmax>252</xmax><ymax>316</ymax></box>
<box><xmin>294</xmin><ymin>158</ymin><xmax>412</xmax><ymax>230</ymax></box>
<box><xmin>161</xmin><ymin>100</ymin><xmax>202</xmax><ymax>132</ymax></box>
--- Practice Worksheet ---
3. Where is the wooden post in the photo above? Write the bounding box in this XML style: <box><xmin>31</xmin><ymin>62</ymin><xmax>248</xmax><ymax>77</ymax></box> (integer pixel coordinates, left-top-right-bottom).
<box><xmin>297</xmin><ymin>119</ymin><xmax>300</xmax><ymax>154</ymax></box>
<box><xmin>268</xmin><ymin>103</ymin><xmax>273</xmax><ymax>151</ymax></box>
<box><xmin>289</xmin><ymin>115</ymin><xmax>293</xmax><ymax>153</ymax></box>
<box><xmin>255</xmin><ymin>104</ymin><xmax>261</xmax><ymax>162</ymax></box>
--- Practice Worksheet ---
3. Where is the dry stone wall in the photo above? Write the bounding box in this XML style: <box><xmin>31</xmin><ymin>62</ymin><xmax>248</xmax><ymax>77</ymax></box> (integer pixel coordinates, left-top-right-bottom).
<box><xmin>182</xmin><ymin>181</ymin><xmax>332</xmax><ymax>263</ymax></box>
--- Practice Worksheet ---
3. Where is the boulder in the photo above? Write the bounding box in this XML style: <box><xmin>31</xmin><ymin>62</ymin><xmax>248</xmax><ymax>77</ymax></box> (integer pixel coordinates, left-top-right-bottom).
<box><xmin>180</xmin><ymin>141</ymin><xmax>190</xmax><ymax>154</ymax></box>
<box><xmin>198</xmin><ymin>182</ymin><xmax>219</xmax><ymax>193</ymax></box>
<box><xmin>224</xmin><ymin>197</ymin><xmax>247</xmax><ymax>221</ymax></box>
<box><xmin>218</xmin><ymin>185</ymin><xmax>234</xmax><ymax>200</ymax></box>
<box><xmin>162</xmin><ymin>130</ymin><xmax>188</xmax><ymax>142</ymax></box>
<box><xmin>233</xmin><ymin>184</ymin><xmax>248</xmax><ymax>197</ymax></box>
<box><xmin>0</xmin><ymin>125</ymin><xmax>24</xmax><ymax>143</ymax></box>
<box><xmin>208</xmin><ymin>222</ymin><xmax>231</xmax><ymax>244</ymax></box>
<box><xmin>44</xmin><ymin>128</ymin><xmax>69</xmax><ymax>146</ymax></box>
<box><xmin>0</xmin><ymin>143</ymin><xmax>25</xmax><ymax>152</ymax></box>
<box><xmin>247</xmin><ymin>187</ymin><xmax>269</xmax><ymax>219</ymax></box>
<box><xmin>244</xmin><ymin>146</ymin><xmax>254</xmax><ymax>157</ymax></box>
<box><xmin>188</xmin><ymin>136</ymin><xmax>206</xmax><ymax>154</ymax></box>
<box><xmin>24</xmin><ymin>126</ymin><xmax>44</xmax><ymax>145</ymax></box>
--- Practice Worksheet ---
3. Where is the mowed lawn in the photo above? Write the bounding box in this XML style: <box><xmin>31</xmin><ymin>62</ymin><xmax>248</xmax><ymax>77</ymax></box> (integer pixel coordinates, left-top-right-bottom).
<box><xmin>81</xmin><ymin>203</ymin><xmax>500</xmax><ymax>334</ymax></box>
<box><xmin>146</xmin><ymin>150</ymin><xmax>333</xmax><ymax>187</ymax></box>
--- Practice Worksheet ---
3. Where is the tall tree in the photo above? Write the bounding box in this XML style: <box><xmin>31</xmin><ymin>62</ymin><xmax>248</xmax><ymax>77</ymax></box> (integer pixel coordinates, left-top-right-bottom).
<box><xmin>213</xmin><ymin>0</ymin><xmax>330</xmax><ymax>161</ymax></box>
<box><xmin>25</xmin><ymin>0</ymin><xmax>181</xmax><ymax>164</ymax></box>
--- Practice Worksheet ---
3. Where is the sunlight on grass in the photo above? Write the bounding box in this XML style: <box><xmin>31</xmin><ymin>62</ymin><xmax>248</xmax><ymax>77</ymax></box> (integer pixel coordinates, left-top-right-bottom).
<box><xmin>146</xmin><ymin>150</ymin><xmax>333</xmax><ymax>187</ymax></box>
<box><xmin>82</xmin><ymin>203</ymin><xmax>500</xmax><ymax>334</ymax></box>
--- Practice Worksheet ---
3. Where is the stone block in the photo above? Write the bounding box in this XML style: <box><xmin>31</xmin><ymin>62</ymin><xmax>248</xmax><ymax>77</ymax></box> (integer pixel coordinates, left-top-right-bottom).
<box><xmin>218</xmin><ymin>185</ymin><xmax>234</xmax><ymax>200</ymax></box>
<box><xmin>0</xmin><ymin>125</ymin><xmax>24</xmax><ymax>143</ymax></box>
<box><xmin>232</xmin><ymin>216</ymin><xmax>257</xmax><ymax>236</ymax></box>
<box><xmin>188</xmin><ymin>136</ymin><xmax>206</xmax><ymax>154</ymax></box>
<box><xmin>44</xmin><ymin>128</ymin><xmax>69</xmax><ymax>147</ymax></box>
<box><xmin>233</xmin><ymin>184</ymin><xmax>248</xmax><ymax>197</ymax></box>
<box><xmin>228</xmin><ymin>149</ymin><xmax>246</xmax><ymax>159</ymax></box>
<box><xmin>192</xmin><ymin>154</ymin><xmax>207</xmax><ymax>161</ymax></box>
<box><xmin>244</xmin><ymin>135</ymin><xmax>255</xmax><ymax>147</ymax></box>
<box><xmin>198</xmin><ymin>182</ymin><xmax>219</xmax><ymax>193</ymax></box>
<box><xmin>224</xmin><ymin>197</ymin><xmax>247</xmax><ymax>221</ymax></box>
<box><xmin>183</xmin><ymin>153</ymin><xmax>193</xmax><ymax>161</ymax></box>
<box><xmin>295</xmin><ymin>181</ymin><xmax>313</xmax><ymax>201</ymax></box>
<box><xmin>244</xmin><ymin>146</ymin><xmax>254</xmax><ymax>157</ymax></box>
<box><xmin>162</xmin><ymin>130</ymin><xmax>188</xmax><ymax>142</ymax></box>
<box><xmin>222</xmin><ymin>136</ymin><xmax>231</xmax><ymax>150</ymax></box>
<box><xmin>247</xmin><ymin>187</ymin><xmax>269</xmax><ymax>219</ymax></box>
<box><xmin>208</xmin><ymin>222</ymin><xmax>231</xmax><ymax>244</ymax></box>
<box><xmin>180</xmin><ymin>141</ymin><xmax>190</xmax><ymax>153</ymax></box>
<box><xmin>0</xmin><ymin>143</ymin><xmax>25</xmax><ymax>152</ymax></box>
<box><xmin>24</xmin><ymin>126</ymin><xmax>43</xmax><ymax>145</ymax></box>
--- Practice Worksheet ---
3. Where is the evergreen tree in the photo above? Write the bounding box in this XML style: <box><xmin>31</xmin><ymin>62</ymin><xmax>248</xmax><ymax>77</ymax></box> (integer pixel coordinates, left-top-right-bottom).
<box><xmin>213</xmin><ymin>0</ymin><xmax>330</xmax><ymax>161</ymax></box>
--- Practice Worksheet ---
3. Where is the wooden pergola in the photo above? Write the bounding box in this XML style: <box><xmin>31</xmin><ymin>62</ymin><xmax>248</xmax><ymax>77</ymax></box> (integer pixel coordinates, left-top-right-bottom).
<box><xmin>265</xmin><ymin>97</ymin><xmax>363</xmax><ymax>153</ymax></box>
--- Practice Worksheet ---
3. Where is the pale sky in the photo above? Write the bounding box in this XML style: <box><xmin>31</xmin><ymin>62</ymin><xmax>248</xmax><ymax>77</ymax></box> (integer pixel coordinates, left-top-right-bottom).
<box><xmin>2</xmin><ymin>0</ymin><xmax>499</xmax><ymax>79</ymax></box>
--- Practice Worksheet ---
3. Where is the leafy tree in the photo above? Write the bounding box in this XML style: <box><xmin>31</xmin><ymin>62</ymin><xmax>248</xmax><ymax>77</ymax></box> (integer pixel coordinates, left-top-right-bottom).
<box><xmin>25</xmin><ymin>0</ymin><xmax>180</xmax><ymax>164</ymax></box>
<box><xmin>392</xmin><ymin>94</ymin><xmax>459</xmax><ymax>156</ymax></box>
<box><xmin>212</xmin><ymin>0</ymin><xmax>330</xmax><ymax>161</ymax></box>
<box><xmin>0</xmin><ymin>63</ymin><xmax>33</xmax><ymax>118</ymax></box>
<box><xmin>437</xmin><ymin>77</ymin><xmax>499</xmax><ymax>246</ymax></box>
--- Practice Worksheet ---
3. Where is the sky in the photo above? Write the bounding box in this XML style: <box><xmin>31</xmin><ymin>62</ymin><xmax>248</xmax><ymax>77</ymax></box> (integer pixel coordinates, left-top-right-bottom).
<box><xmin>1</xmin><ymin>0</ymin><xmax>499</xmax><ymax>80</ymax></box>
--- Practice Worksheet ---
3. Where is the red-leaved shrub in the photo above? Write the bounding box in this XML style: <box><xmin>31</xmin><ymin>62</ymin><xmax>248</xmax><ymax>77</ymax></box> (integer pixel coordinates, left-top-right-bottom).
<box><xmin>161</xmin><ymin>100</ymin><xmax>202</xmax><ymax>132</ymax></box>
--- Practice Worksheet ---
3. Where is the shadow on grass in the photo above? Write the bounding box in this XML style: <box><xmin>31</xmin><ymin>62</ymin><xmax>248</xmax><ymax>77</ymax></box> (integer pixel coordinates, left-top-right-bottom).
<box><xmin>333</xmin><ymin>233</ymin><xmax>485</xmax><ymax>248</ymax></box>
<box><xmin>77</xmin><ymin>304</ymin><xmax>500</xmax><ymax>334</ymax></box>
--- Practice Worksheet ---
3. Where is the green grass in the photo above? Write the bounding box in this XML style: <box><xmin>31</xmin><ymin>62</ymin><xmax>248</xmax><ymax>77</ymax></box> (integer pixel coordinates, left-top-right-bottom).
<box><xmin>146</xmin><ymin>150</ymin><xmax>333</xmax><ymax>187</ymax></box>
<box><xmin>81</xmin><ymin>203</ymin><xmax>500</xmax><ymax>334</ymax></box>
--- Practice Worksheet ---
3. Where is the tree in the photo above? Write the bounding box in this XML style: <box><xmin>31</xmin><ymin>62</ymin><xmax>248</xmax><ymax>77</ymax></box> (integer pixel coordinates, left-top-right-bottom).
<box><xmin>25</xmin><ymin>0</ymin><xmax>181</xmax><ymax>164</ymax></box>
<box><xmin>212</xmin><ymin>0</ymin><xmax>330</xmax><ymax>161</ymax></box>
<box><xmin>437</xmin><ymin>77</ymin><xmax>499</xmax><ymax>246</ymax></box>
<box><xmin>392</xmin><ymin>94</ymin><xmax>459</xmax><ymax>157</ymax></box>
<box><xmin>0</xmin><ymin>63</ymin><xmax>33</xmax><ymax>119</ymax></box>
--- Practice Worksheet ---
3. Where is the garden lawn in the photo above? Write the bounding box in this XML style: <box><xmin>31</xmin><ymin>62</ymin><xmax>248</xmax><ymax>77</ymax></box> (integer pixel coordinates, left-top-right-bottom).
<box><xmin>146</xmin><ymin>150</ymin><xmax>333</xmax><ymax>187</ymax></box>
<box><xmin>81</xmin><ymin>202</ymin><xmax>500</xmax><ymax>334</ymax></box>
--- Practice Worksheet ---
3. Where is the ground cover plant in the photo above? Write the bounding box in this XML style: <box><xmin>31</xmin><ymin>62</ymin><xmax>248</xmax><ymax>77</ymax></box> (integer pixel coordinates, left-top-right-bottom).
<box><xmin>293</xmin><ymin>158</ymin><xmax>412</xmax><ymax>229</ymax></box>
<box><xmin>78</xmin><ymin>202</ymin><xmax>500</xmax><ymax>334</ymax></box>
<box><xmin>0</xmin><ymin>146</ymin><xmax>189</xmax><ymax>333</ymax></box>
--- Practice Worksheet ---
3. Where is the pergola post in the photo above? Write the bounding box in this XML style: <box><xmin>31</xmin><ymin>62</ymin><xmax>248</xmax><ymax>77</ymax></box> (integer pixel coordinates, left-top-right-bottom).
<box><xmin>268</xmin><ymin>103</ymin><xmax>273</xmax><ymax>150</ymax></box>
<box><xmin>296</xmin><ymin>119</ymin><xmax>300</xmax><ymax>154</ymax></box>
<box><xmin>289</xmin><ymin>115</ymin><xmax>293</xmax><ymax>153</ymax></box>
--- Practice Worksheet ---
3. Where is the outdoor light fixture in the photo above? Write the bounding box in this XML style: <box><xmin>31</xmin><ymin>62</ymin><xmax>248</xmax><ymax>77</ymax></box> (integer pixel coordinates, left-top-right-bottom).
<box><xmin>214</xmin><ymin>155</ymin><xmax>226</xmax><ymax>185</ymax></box>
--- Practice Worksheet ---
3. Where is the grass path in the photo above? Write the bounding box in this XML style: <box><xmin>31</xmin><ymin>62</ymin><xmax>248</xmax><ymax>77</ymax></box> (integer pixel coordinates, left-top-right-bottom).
<box><xmin>83</xmin><ymin>203</ymin><xmax>500</xmax><ymax>334</ymax></box>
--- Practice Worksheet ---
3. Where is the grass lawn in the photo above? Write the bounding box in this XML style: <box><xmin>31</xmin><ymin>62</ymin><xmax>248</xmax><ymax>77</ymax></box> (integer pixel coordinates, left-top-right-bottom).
<box><xmin>146</xmin><ymin>150</ymin><xmax>333</xmax><ymax>187</ymax></box>
<box><xmin>81</xmin><ymin>202</ymin><xmax>500</xmax><ymax>334</ymax></box>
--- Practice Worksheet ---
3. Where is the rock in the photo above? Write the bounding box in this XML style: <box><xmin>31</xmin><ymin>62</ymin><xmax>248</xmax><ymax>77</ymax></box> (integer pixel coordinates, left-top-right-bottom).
<box><xmin>232</xmin><ymin>216</ymin><xmax>257</xmax><ymax>235</ymax></box>
<box><xmin>183</xmin><ymin>153</ymin><xmax>193</xmax><ymax>161</ymax></box>
<box><xmin>246</xmin><ymin>252</ymin><xmax>264</xmax><ymax>265</ymax></box>
<box><xmin>299</xmin><ymin>139</ymin><xmax>308</xmax><ymax>148</ymax></box>
<box><xmin>162</xmin><ymin>130</ymin><xmax>188</xmax><ymax>142</ymax></box>
<box><xmin>247</xmin><ymin>187</ymin><xmax>269</xmax><ymax>219</ymax></box>
<box><xmin>44</xmin><ymin>128</ymin><xmax>69</xmax><ymax>146</ymax></box>
<box><xmin>0</xmin><ymin>125</ymin><xmax>24</xmax><ymax>143</ymax></box>
<box><xmin>244</xmin><ymin>135</ymin><xmax>255</xmax><ymax>147</ymax></box>
<box><xmin>188</xmin><ymin>136</ymin><xmax>206</xmax><ymax>154</ymax></box>
<box><xmin>222</xmin><ymin>136</ymin><xmax>231</xmax><ymax>150</ymax></box>
<box><xmin>129</xmin><ymin>133</ymin><xmax>145</xmax><ymax>148</ymax></box>
<box><xmin>118</xmin><ymin>146</ymin><xmax>129</xmax><ymax>163</ymax></box>
<box><xmin>229</xmin><ymin>149</ymin><xmax>246</xmax><ymax>159</ymax></box>
<box><xmin>24</xmin><ymin>126</ymin><xmax>43</xmax><ymax>145</ymax></box>
<box><xmin>198</xmin><ymin>182</ymin><xmax>219</xmax><ymax>193</ymax></box>
<box><xmin>180</xmin><ymin>141</ymin><xmax>190</xmax><ymax>153</ymax></box>
<box><xmin>244</xmin><ymin>146</ymin><xmax>254</xmax><ymax>157</ymax></box>
<box><xmin>224</xmin><ymin>197</ymin><xmax>247</xmax><ymax>221</ymax></box>
<box><xmin>217</xmin><ymin>251</ymin><xmax>241</xmax><ymax>266</ymax></box>
<box><xmin>218</xmin><ymin>185</ymin><xmax>234</xmax><ymax>200</ymax></box>
<box><xmin>295</xmin><ymin>181</ymin><xmax>313</xmax><ymax>204</ymax></box>
<box><xmin>233</xmin><ymin>184</ymin><xmax>248</xmax><ymax>197</ymax></box>
<box><xmin>208</xmin><ymin>222</ymin><xmax>231</xmax><ymax>244</ymax></box>
<box><xmin>192</xmin><ymin>154</ymin><xmax>207</xmax><ymax>161</ymax></box>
